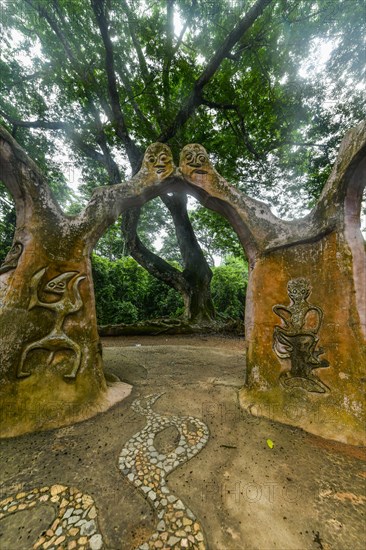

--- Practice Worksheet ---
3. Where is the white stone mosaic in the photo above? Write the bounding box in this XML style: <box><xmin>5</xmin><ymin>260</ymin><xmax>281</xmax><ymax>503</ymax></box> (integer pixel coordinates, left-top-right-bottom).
<box><xmin>119</xmin><ymin>393</ymin><xmax>210</xmax><ymax>549</ymax></box>
<box><xmin>0</xmin><ymin>485</ymin><xmax>103</xmax><ymax>550</ymax></box>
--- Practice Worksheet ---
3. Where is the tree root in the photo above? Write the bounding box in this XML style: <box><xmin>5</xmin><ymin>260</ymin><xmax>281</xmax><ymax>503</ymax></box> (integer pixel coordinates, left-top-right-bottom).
<box><xmin>98</xmin><ymin>318</ymin><xmax>243</xmax><ymax>336</ymax></box>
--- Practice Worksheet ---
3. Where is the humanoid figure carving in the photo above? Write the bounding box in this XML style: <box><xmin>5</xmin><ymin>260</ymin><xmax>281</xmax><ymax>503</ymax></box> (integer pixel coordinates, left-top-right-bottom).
<box><xmin>17</xmin><ymin>269</ymin><xmax>85</xmax><ymax>379</ymax></box>
<box><xmin>0</xmin><ymin>242</ymin><xmax>23</xmax><ymax>274</ymax></box>
<box><xmin>273</xmin><ymin>278</ymin><xmax>329</xmax><ymax>393</ymax></box>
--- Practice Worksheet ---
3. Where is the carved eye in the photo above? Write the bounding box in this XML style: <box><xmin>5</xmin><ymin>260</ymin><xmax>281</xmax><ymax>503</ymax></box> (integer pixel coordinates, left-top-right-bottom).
<box><xmin>159</xmin><ymin>155</ymin><xmax>168</xmax><ymax>163</ymax></box>
<box><xmin>58</xmin><ymin>282</ymin><xmax>65</xmax><ymax>288</ymax></box>
<box><xmin>198</xmin><ymin>154</ymin><xmax>207</xmax><ymax>164</ymax></box>
<box><xmin>185</xmin><ymin>153</ymin><xmax>193</xmax><ymax>162</ymax></box>
<box><xmin>148</xmin><ymin>156</ymin><xmax>156</xmax><ymax>163</ymax></box>
<box><xmin>49</xmin><ymin>282</ymin><xmax>55</xmax><ymax>288</ymax></box>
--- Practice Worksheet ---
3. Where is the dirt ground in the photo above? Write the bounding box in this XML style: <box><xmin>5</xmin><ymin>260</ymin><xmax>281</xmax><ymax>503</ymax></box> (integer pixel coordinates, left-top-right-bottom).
<box><xmin>1</xmin><ymin>335</ymin><xmax>365</xmax><ymax>550</ymax></box>
<box><xmin>100</xmin><ymin>334</ymin><xmax>246</xmax><ymax>350</ymax></box>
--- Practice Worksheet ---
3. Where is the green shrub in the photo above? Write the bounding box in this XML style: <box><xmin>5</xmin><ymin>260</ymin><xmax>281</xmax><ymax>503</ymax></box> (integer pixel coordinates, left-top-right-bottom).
<box><xmin>211</xmin><ymin>257</ymin><xmax>248</xmax><ymax>320</ymax></box>
<box><xmin>91</xmin><ymin>254</ymin><xmax>248</xmax><ymax>325</ymax></box>
<box><xmin>92</xmin><ymin>254</ymin><xmax>183</xmax><ymax>324</ymax></box>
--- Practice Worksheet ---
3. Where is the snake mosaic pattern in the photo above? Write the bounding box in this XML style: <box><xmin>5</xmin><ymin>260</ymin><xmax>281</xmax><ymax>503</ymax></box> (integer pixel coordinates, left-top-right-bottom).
<box><xmin>119</xmin><ymin>393</ymin><xmax>210</xmax><ymax>549</ymax></box>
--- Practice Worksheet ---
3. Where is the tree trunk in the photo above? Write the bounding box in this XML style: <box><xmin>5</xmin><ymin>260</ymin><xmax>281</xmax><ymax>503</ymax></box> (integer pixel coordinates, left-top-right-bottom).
<box><xmin>162</xmin><ymin>193</ymin><xmax>215</xmax><ymax>321</ymax></box>
<box><xmin>122</xmin><ymin>194</ymin><xmax>215</xmax><ymax>322</ymax></box>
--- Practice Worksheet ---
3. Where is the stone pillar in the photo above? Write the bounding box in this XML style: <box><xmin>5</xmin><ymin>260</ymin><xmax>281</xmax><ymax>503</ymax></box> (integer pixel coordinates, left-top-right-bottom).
<box><xmin>180</xmin><ymin>124</ymin><xmax>366</xmax><ymax>445</ymax></box>
<box><xmin>242</xmin><ymin>230</ymin><xmax>366</xmax><ymax>445</ymax></box>
<box><xmin>0</xmin><ymin>129</ymin><xmax>175</xmax><ymax>437</ymax></box>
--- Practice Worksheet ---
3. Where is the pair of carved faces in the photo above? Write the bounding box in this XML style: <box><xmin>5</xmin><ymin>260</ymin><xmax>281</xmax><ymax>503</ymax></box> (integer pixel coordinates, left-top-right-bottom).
<box><xmin>142</xmin><ymin>143</ymin><xmax>213</xmax><ymax>182</ymax></box>
<box><xmin>142</xmin><ymin>143</ymin><xmax>174</xmax><ymax>180</ymax></box>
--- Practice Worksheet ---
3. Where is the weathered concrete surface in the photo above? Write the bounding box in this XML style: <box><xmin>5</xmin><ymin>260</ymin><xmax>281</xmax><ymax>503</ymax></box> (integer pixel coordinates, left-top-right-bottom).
<box><xmin>241</xmin><ymin>230</ymin><xmax>366</xmax><ymax>445</ymax></box>
<box><xmin>0</xmin><ymin>131</ymin><xmax>178</xmax><ymax>437</ymax></box>
<box><xmin>0</xmin><ymin>337</ymin><xmax>365</xmax><ymax>550</ymax></box>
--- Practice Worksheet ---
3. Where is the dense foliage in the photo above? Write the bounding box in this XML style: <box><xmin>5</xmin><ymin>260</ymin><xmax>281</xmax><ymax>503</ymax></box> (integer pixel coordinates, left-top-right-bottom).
<box><xmin>1</xmin><ymin>0</ymin><xmax>363</xmax><ymax>207</ymax></box>
<box><xmin>92</xmin><ymin>254</ymin><xmax>247</xmax><ymax>324</ymax></box>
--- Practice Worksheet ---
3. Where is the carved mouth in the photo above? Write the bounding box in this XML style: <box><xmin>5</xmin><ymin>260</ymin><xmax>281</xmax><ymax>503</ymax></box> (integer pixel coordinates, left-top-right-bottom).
<box><xmin>156</xmin><ymin>168</ymin><xmax>167</xmax><ymax>174</ymax></box>
<box><xmin>192</xmin><ymin>169</ymin><xmax>208</xmax><ymax>174</ymax></box>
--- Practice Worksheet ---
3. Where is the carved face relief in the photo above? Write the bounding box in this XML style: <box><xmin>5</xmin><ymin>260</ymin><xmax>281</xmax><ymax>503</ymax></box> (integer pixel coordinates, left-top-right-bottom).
<box><xmin>44</xmin><ymin>272</ymin><xmax>78</xmax><ymax>295</ymax></box>
<box><xmin>143</xmin><ymin>143</ymin><xmax>174</xmax><ymax>180</ymax></box>
<box><xmin>179</xmin><ymin>144</ymin><xmax>212</xmax><ymax>180</ymax></box>
<box><xmin>0</xmin><ymin>242</ymin><xmax>23</xmax><ymax>274</ymax></box>
<box><xmin>287</xmin><ymin>278</ymin><xmax>311</xmax><ymax>303</ymax></box>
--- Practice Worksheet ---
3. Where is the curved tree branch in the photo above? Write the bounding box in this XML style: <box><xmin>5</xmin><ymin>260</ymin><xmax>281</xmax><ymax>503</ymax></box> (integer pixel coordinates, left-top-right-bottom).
<box><xmin>162</xmin><ymin>0</ymin><xmax>175</xmax><ymax>105</ymax></box>
<box><xmin>25</xmin><ymin>0</ymin><xmax>78</xmax><ymax>65</ymax></box>
<box><xmin>158</xmin><ymin>0</ymin><xmax>274</xmax><ymax>142</ymax></box>
<box><xmin>117</xmin><ymin>0</ymin><xmax>166</xmax><ymax>133</ymax></box>
<box><xmin>91</xmin><ymin>0</ymin><xmax>142</xmax><ymax>169</ymax></box>
<box><xmin>0</xmin><ymin>110</ymin><xmax>119</xmax><ymax>180</ymax></box>
<box><xmin>31</xmin><ymin>0</ymin><xmax>114</xmax><ymax>132</ymax></box>
<box><xmin>201</xmin><ymin>98</ymin><xmax>262</xmax><ymax>159</ymax></box>
<box><xmin>118</xmin><ymin>0</ymin><xmax>151</xmax><ymax>86</ymax></box>
<box><xmin>121</xmin><ymin>207</ymin><xmax>190</xmax><ymax>296</ymax></box>
<box><xmin>115</xmin><ymin>60</ymin><xmax>158</xmax><ymax>137</ymax></box>
<box><xmin>171</xmin><ymin>0</ymin><xmax>197</xmax><ymax>57</ymax></box>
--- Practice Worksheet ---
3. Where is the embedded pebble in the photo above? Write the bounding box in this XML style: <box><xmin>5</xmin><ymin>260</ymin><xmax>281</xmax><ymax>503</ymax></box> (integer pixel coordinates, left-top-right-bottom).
<box><xmin>51</xmin><ymin>485</ymin><xmax>66</xmax><ymax>496</ymax></box>
<box><xmin>68</xmin><ymin>515</ymin><xmax>80</xmax><ymax>524</ymax></box>
<box><xmin>80</xmin><ymin>519</ymin><xmax>97</xmax><ymax>536</ymax></box>
<box><xmin>167</xmin><ymin>536</ymin><xmax>180</xmax><ymax>545</ymax></box>
<box><xmin>89</xmin><ymin>534</ymin><xmax>103</xmax><ymax>550</ymax></box>
<box><xmin>157</xmin><ymin>520</ymin><xmax>165</xmax><ymax>531</ymax></box>
<box><xmin>88</xmin><ymin>506</ymin><xmax>97</xmax><ymax>519</ymax></box>
<box><xmin>63</xmin><ymin>508</ymin><xmax>74</xmax><ymax>519</ymax></box>
<box><xmin>173</xmin><ymin>500</ymin><xmax>185</xmax><ymax>510</ymax></box>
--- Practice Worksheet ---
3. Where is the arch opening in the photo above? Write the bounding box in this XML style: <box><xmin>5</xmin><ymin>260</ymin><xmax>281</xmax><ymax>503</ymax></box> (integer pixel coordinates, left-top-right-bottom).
<box><xmin>92</xmin><ymin>189</ymin><xmax>248</xmax><ymax>333</ymax></box>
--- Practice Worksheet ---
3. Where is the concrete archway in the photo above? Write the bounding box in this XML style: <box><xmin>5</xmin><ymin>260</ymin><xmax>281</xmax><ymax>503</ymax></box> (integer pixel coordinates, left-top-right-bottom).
<box><xmin>0</xmin><ymin>123</ymin><xmax>365</xmax><ymax>443</ymax></box>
